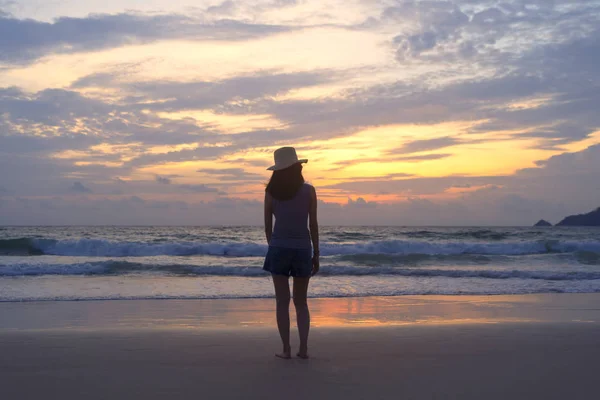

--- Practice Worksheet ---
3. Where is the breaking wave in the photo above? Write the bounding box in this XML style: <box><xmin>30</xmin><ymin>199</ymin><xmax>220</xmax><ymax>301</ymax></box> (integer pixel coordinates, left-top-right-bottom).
<box><xmin>1</xmin><ymin>237</ymin><xmax>599</xmax><ymax>257</ymax></box>
<box><xmin>2</xmin><ymin>260</ymin><xmax>600</xmax><ymax>280</ymax></box>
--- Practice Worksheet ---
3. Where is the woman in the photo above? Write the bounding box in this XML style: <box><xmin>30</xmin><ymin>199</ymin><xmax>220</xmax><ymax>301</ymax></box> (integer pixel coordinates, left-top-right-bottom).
<box><xmin>263</xmin><ymin>146</ymin><xmax>319</xmax><ymax>360</ymax></box>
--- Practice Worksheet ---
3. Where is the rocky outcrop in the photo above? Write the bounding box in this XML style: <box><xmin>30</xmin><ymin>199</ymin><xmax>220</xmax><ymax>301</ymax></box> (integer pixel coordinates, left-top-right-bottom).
<box><xmin>556</xmin><ymin>208</ymin><xmax>600</xmax><ymax>226</ymax></box>
<box><xmin>534</xmin><ymin>219</ymin><xmax>552</xmax><ymax>227</ymax></box>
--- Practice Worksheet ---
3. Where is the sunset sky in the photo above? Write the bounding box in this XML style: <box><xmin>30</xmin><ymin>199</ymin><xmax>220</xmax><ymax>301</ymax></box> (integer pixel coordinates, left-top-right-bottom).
<box><xmin>1</xmin><ymin>0</ymin><xmax>599</xmax><ymax>225</ymax></box>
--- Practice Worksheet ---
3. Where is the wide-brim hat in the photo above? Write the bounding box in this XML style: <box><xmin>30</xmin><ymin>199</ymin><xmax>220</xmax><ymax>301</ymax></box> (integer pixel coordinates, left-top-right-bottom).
<box><xmin>267</xmin><ymin>147</ymin><xmax>308</xmax><ymax>171</ymax></box>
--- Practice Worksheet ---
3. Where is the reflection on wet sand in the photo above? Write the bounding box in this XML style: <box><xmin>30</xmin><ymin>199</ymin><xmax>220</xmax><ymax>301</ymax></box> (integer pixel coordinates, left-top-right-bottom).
<box><xmin>1</xmin><ymin>293</ymin><xmax>599</xmax><ymax>332</ymax></box>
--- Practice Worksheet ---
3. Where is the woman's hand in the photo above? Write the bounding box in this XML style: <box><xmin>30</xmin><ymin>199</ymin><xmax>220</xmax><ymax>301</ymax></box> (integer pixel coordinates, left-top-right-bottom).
<box><xmin>311</xmin><ymin>255</ymin><xmax>320</xmax><ymax>276</ymax></box>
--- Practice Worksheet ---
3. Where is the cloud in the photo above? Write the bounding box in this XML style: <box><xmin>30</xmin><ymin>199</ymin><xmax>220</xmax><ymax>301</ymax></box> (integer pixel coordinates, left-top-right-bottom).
<box><xmin>155</xmin><ymin>175</ymin><xmax>172</xmax><ymax>185</ymax></box>
<box><xmin>392</xmin><ymin>153</ymin><xmax>452</xmax><ymax>162</ymax></box>
<box><xmin>325</xmin><ymin>175</ymin><xmax>507</xmax><ymax>196</ymax></box>
<box><xmin>346</xmin><ymin>196</ymin><xmax>376</xmax><ymax>208</ymax></box>
<box><xmin>124</xmin><ymin>144</ymin><xmax>240</xmax><ymax>169</ymax></box>
<box><xmin>393</xmin><ymin>137</ymin><xmax>461</xmax><ymax>155</ymax></box>
<box><xmin>72</xmin><ymin>70</ymin><xmax>337</xmax><ymax>113</ymax></box>
<box><xmin>0</xmin><ymin>76</ymin><xmax>320</xmax><ymax>180</ymax></box>
<box><xmin>386</xmin><ymin>0</ymin><xmax>600</xmax><ymax>66</ymax></box>
<box><xmin>0</xmin><ymin>195</ymin><xmax>262</xmax><ymax>225</ymax></box>
<box><xmin>151</xmin><ymin>177</ymin><xmax>224</xmax><ymax>195</ymax></box>
<box><xmin>179</xmin><ymin>184</ymin><xmax>220</xmax><ymax>193</ymax></box>
<box><xmin>0</xmin><ymin>87</ymin><xmax>113</xmax><ymax>125</ymax></box>
<box><xmin>2</xmin><ymin>8</ymin><xmax>596</xmax><ymax>177</ymax></box>
<box><xmin>196</xmin><ymin>167</ymin><xmax>264</xmax><ymax>181</ymax></box>
<box><xmin>0</xmin><ymin>69</ymin><xmax>334</xmax><ymax>160</ymax></box>
<box><xmin>207</xmin><ymin>1</ymin><xmax>237</xmax><ymax>15</ymax></box>
<box><xmin>0</xmin><ymin>144</ymin><xmax>117</xmax><ymax>197</ymax></box>
<box><xmin>521</xmin><ymin>144</ymin><xmax>600</xmax><ymax>180</ymax></box>
<box><xmin>0</xmin><ymin>3</ymin><xmax>12</xmax><ymax>19</ymax></box>
<box><xmin>252</xmin><ymin>26</ymin><xmax>600</xmax><ymax>146</ymax></box>
<box><xmin>328</xmin><ymin>155</ymin><xmax>450</xmax><ymax>170</ymax></box>
<box><xmin>2</xmin><ymin>1</ymin><xmax>600</xmax><ymax>225</ymax></box>
<box><xmin>205</xmin><ymin>0</ymin><xmax>298</xmax><ymax>16</ymax></box>
<box><xmin>389</xmin><ymin>2</ymin><xmax>469</xmax><ymax>60</ymax></box>
<box><xmin>0</xmin><ymin>12</ymin><xmax>292</xmax><ymax>64</ymax></box>
<box><xmin>69</xmin><ymin>182</ymin><xmax>92</xmax><ymax>193</ymax></box>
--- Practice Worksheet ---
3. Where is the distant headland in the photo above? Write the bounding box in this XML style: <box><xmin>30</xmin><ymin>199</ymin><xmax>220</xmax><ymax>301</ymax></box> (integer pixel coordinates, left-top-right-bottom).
<box><xmin>556</xmin><ymin>207</ymin><xmax>600</xmax><ymax>226</ymax></box>
<box><xmin>535</xmin><ymin>207</ymin><xmax>600</xmax><ymax>227</ymax></box>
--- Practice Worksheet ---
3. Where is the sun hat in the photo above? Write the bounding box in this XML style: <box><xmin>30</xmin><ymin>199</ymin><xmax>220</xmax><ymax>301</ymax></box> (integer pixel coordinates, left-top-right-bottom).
<box><xmin>267</xmin><ymin>147</ymin><xmax>308</xmax><ymax>171</ymax></box>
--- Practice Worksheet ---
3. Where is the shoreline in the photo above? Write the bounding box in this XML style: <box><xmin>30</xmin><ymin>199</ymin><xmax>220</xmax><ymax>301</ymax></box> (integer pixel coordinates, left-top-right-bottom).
<box><xmin>1</xmin><ymin>289</ymin><xmax>599</xmax><ymax>302</ymax></box>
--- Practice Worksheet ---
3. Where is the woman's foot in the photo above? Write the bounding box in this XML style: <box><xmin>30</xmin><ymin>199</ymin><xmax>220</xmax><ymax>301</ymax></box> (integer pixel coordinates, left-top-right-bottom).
<box><xmin>297</xmin><ymin>346</ymin><xmax>309</xmax><ymax>359</ymax></box>
<box><xmin>275</xmin><ymin>346</ymin><xmax>292</xmax><ymax>359</ymax></box>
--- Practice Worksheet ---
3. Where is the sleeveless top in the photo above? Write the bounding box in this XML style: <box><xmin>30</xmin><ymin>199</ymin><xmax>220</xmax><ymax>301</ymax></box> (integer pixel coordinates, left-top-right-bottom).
<box><xmin>270</xmin><ymin>183</ymin><xmax>312</xmax><ymax>249</ymax></box>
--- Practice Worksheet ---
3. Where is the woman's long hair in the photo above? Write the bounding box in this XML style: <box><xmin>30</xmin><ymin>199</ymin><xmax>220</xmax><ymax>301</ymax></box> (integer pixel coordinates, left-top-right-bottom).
<box><xmin>265</xmin><ymin>163</ymin><xmax>305</xmax><ymax>201</ymax></box>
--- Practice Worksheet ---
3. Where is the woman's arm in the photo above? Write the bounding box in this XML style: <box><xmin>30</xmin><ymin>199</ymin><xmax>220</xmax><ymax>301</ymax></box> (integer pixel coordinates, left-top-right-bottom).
<box><xmin>309</xmin><ymin>185</ymin><xmax>320</xmax><ymax>275</ymax></box>
<box><xmin>264</xmin><ymin>192</ymin><xmax>273</xmax><ymax>245</ymax></box>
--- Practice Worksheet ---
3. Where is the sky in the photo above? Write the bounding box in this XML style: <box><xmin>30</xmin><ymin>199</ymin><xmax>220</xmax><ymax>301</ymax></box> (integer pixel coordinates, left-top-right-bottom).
<box><xmin>1</xmin><ymin>0</ymin><xmax>599</xmax><ymax>225</ymax></box>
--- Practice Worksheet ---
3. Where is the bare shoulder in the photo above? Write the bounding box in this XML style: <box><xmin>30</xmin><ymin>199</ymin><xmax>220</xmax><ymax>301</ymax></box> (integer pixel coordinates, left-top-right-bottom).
<box><xmin>305</xmin><ymin>184</ymin><xmax>317</xmax><ymax>205</ymax></box>
<box><xmin>304</xmin><ymin>183</ymin><xmax>316</xmax><ymax>195</ymax></box>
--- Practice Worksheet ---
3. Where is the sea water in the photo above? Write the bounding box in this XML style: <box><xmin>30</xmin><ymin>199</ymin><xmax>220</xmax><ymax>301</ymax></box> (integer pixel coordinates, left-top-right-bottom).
<box><xmin>1</xmin><ymin>226</ymin><xmax>600</xmax><ymax>301</ymax></box>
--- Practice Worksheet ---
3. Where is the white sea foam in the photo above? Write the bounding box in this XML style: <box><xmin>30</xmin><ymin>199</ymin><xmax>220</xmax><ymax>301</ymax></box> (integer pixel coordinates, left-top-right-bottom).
<box><xmin>13</xmin><ymin>238</ymin><xmax>599</xmax><ymax>257</ymax></box>
<box><xmin>2</xmin><ymin>260</ymin><xmax>600</xmax><ymax>280</ymax></box>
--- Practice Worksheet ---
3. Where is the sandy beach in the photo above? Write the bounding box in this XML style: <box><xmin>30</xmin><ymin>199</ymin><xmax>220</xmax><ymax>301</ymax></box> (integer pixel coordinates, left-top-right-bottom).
<box><xmin>1</xmin><ymin>294</ymin><xmax>599</xmax><ymax>399</ymax></box>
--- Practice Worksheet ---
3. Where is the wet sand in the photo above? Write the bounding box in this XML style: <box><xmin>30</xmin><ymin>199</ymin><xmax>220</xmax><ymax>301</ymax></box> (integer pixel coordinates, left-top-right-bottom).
<box><xmin>1</xmin><ymin>294</ymin><xmax>599</xmax><ymax>399</ymax></box>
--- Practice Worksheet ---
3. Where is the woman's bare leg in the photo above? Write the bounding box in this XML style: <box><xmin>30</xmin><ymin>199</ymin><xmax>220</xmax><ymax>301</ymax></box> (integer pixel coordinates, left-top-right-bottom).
<box><xmin>293</xmin><ymin>277</ymin><xmax>311</xmax><ymax>358</ymax></box>
<box><xmin>272</xmin><ymin>274</ymin><xmax>291</xmax><ymax>359</ymax></box>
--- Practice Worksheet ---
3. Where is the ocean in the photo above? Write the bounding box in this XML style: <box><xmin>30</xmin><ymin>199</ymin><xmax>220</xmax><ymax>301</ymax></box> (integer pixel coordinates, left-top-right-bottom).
<box><xmin>1</xmin><ymin>226</ymin><xmax>600</xmax><ymax>302</ymax></box>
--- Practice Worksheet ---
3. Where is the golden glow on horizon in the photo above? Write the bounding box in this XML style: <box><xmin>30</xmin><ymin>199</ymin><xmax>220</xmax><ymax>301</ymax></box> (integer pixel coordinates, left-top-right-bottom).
<box><xmin>112</xmin><ymin>119</ymin><xmax>600</xmax><ymax>205</ymax></box>
<box><xmin>41</xmin><ymin>117</ymin><xmax>600</xmax><ymax>205</ymax></box>
<box><xmin>293</xmin><ymin>122</ymin><xmax>474</xmax><ymax>177</ymax></box>
<box><xmin>422</xmin><ymin>137</ymin><xmax>557</xmax><ymax>176</ymax></box>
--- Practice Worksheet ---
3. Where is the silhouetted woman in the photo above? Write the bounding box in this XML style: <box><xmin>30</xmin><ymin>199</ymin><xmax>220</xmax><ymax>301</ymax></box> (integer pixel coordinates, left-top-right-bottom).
<box><xmin>263</xmin><ymin>147</ymin><xmax>319</xmax><ymax>359</ymax></box>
